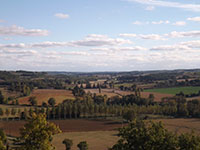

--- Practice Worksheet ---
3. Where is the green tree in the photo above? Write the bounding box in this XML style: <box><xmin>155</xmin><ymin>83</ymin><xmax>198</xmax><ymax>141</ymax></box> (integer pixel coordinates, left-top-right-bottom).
<box><xmin>72</xmin><ymin>85</ymin><xmax>85</xmax><ymax>97</ymax></box>
<box><xmin>0</xmin><ymin>129</ymin><xmax>6</xmax><ymax>150</ymax></box>
<box><xmin>148</xmin><ymin>93</ymin><xmax>154</xmax><ymax>103</ymax></box>
<box><xmin>15</xmin><ymin>99</ymin><xmax>19</xmax><ymax>105</ymax></box>
<box><xmin>178</xmin><ymin>132</ymin><xmax>200</xmax><ymax>150</ymax></box>
<box><xmin>42</xmin><ymin>102</ymin><xmax>48</xmax><ymax>107</ymax></box>
<box><xmin>110</xmin><ymin>120</ymin><xmax>178</xmax><ymax>150</ymax></box>
<box><xmin>98</xmin><ymin>83</ymin><xmax>101</xmax><ymax>93</ymax></box>
<box><xmin>5</xmin><ymin>108</ymin><xmax>10</xmax><ymax>120</ymax></box>
<box><xmin>0</xmin><ymin>129</ymin><xmax>7</xmax><ymax>145</ymax></box>
<box><xmin>63</xmin><ymin>138</ymin><xmax>73</xmax><ymax>150</ymax></box>
<box><xmin>20</xmin><ymin>113</ymin><xmax>61</xmax><ymax>150</ymax></box>
<box><xmin>0</xmin><ymin>91</ymin><xmax>5</xmax><ymax>104</ymax></box>
<box><xmin>77</xmin><ymin>141</ymin><xmax>88</xmax><ymax>150</ymax></box>
<box><xmin>48</xmin><ymin>98</ymin><xmax>56</xmax><ymax>107</ymax></box>
<box><xmin>0</xmin><ymin>138</ymin><xmax>6</xmax><ymax>150</ymax></box>
<box><xmin>122</xmin><ymin>110</ymin><xmax>136</xmax><ymax>122</ymax></box>
<box><xmin>29</xmin><ymin>108</ymin><xmax>34</xmax><ymax>116</ymax></box>
<box><xmin>11</xmin><ymin>108</ymin><xmax>17</xmax><ymax>116</ymax></box>
<box><xmin>110</xmin><ymin>119</ymin><xmax>200</xmax><ymax>150</ymax></box>
<box><xmin>0</xmin><ymin>108</ymin><xmax>4</xmax><ymax>116</ymax></box>
<box><xmin>28</xmin><ymin>96</ymin><xmax>37</xmax><ymax>106</ymax></box>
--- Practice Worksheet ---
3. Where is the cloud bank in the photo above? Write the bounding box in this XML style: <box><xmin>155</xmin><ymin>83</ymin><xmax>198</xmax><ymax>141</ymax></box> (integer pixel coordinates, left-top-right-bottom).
<box><xmin>0</xmin><ymin>25</ymin><xmax>49</xmax><ymax>36</ymax></box>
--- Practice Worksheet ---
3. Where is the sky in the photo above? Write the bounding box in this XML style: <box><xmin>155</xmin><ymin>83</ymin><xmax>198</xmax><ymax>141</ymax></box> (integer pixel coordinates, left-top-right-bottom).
<box><xmin>0</xmin><ymin>0</ymin><xmax>200</xmax><ymax>72</ymax></box>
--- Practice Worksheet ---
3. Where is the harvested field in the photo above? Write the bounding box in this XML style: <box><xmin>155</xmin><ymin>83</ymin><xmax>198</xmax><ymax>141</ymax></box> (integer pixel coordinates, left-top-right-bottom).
<box><xmin>0</xmin><ymin>119</ymin><xmax>124</xmax><ymax>137</ymax></box>
<box><xmin>2</xmin><ymin>118</ymin><xmax>200</xmax><ymax>137</ymax></box>
<box><xmin>141</xmin><ymin>92</ymin><xmax>173</xmax><ymax>102</ymax></box>
<box><xmin>18</xmin><ymin>89</ymin><xmax>75</xmax><ymax>105</ymax></box>
<box><xmin>53</xmin><ymin>131</ymin><xmax>118</xmax><ymax>150</ymax></box>
<box><xmin>154</xmin><ymin>118</ymin><xmax>200</xmax><ymax>134</ymax></box>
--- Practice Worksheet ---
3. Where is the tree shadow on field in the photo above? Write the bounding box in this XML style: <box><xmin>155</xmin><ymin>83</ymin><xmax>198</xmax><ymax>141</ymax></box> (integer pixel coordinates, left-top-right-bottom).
<box><xmin>104</xmin><ymin>121</ymin><xmax>124</xmax><ymax>125</ymax></box>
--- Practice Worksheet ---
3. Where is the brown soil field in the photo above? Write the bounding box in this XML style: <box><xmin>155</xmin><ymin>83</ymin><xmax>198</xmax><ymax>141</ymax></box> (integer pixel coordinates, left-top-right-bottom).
<box><xmin>0</xmin><ymin>119</ymin><xmax>124</xmax><ymax>137</ymax></box>
<box><xmin>85</xmin><ymin>88</ymin><xmax>172</xmax><ymax>101</ymax></box>
<box><xmin>18</xmin><ymin>89</ymin><xmax>75</xmax><ymax>105</ymax></box>
<box><xmin>2</xmin><ymin>118</ymin><xmax>200</xmax><ymax>137</ymax></box>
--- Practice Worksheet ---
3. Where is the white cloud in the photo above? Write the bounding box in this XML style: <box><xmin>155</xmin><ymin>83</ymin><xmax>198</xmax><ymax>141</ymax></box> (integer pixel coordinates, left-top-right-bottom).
<box><xmin>119</xmin><ymin>33</ymin><xmax>166</xmax><ymax>40</ymax></box>
<box><xmin>187</xmin><ymin>17</ymin><xmax>200</xmax><ymax>22</ymax></box>
<box><xmin>0</xmin><ymin>34</ymin><xmax>132</xmax><ymax>50</ymax></box>
<box><xmin>132</xmin><ymin>20</ymin><xmax>170</xmax><ymax>25</ymax></box>
<box><xmin>54</xmin><ymin>13</ymin><xmax>69</xmax><ymax>19</ymax></box>
<box><xmin>2</xmin><ymin>49</ymin><xmax>38</xmax><ymax>56</ymax></box>
<box><xmin>166</xmin><ymin>31</ymin><xmax>200</xmax><ymax>38</ymax></box>
<box><xmin>180</xmin><ymin>40</ymin><xmax>200</xmax><ymax>49</ymax></box>
<box><xmin>139</xmin><ymin>34</ymin><xmax>166</xmax><ymax>40</ymax></box>
<box><xmin>70</xmin><ymin>34</ymin><xmax>132</xmax><ymax>46</ymax></box>
<box><xmin>0</xmin><ymin>42</ymin><xmax>69</xmax><ymax>49</ymax></box>
<box><xmin>126</xmin><ymin>0</ymin><xmax>200</xmax><ymax>12</ymax></box>
<box><xmin>46</xmin><ymin>51</ymin><xmax>90</xmax><ymax>56</ymax></box>
<box><xmin>145</xmin><ymin>6</ymin><xmax>155</xmax><ymax>11</ymax></box>
<box><xmin>150</xmin><ymin>40</ymin><xmax>200</xmax><ymax>51</ymax></box>
<box><xmin>91</xmin><ymin>46</ymin><xmax>147</xmax><ymax>51</ymax></box>
<box><xmin>152</xmin><ymin>20</ymin><xmax>170</xmax><ymax>24</ymax></box>
<box><xmin>121</xmin><ymin>30</ymin><xmax>200</xmax><ymax>41</ymax></box>
<box><xmin>150</xmin><ymin>45</ymin><xmax>190</xmax><ymax>51</ymax></box>
<box><xmin>0</xmin><ymin>43</ymin><xmax>26</xmax><ymax>49</ymax></box>
<box><xmin>0</xmin><ymin>25</ymin><xmax>49</xmax><ymax>36</ymax></box>
<box><xmin>30</xmin><ymin>41</ymin><xmax>70</xmax><ymax>48</ymax></box>
<box><xmin>132</xmin><ymin>21</ymin><xmax>143</xmax><ymax>25</ymax></box>
<box><xmin>172</xmin><ymin>21</ymin><xmax>186</xmax><ymax>26</ymax></box>
<box><xmin>119</xmin><ymin>33</ymin><xmax>137</xmax><ymax>37</ymax></box>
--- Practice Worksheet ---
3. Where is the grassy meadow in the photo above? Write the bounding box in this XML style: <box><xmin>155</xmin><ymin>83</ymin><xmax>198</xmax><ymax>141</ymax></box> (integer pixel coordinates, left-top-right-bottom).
<box><xmin>144</xmin><ymin>86</ymin><xmax>200</xmax><ymax>95</ymax></box>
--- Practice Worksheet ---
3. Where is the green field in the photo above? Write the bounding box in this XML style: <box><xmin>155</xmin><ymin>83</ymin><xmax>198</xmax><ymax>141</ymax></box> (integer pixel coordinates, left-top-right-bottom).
<box><xmin>144</xmin><ymin>86</ymin><xmax>200</xmax><ymax>95</ymax></box>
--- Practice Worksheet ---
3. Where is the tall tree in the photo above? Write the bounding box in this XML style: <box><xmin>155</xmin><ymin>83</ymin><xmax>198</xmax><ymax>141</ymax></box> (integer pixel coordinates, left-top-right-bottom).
<box><xmin>20</xmin><ymin>113</ymin><xmax>61</xmax><ymax>150</ymax></box>
<box><xmin>28</xmin><ymin>96</ymin><xmax>37</xmax><ymax>106</ymax></box>
<box><xmin>48</xmin><ymin>98</ymin><xmax>56</xmax><ymax>107</ymax></box>
<box><xmin>0</xmin><ymin>91</ymin><xmax>5</xmax><ymax>104</ymax></box>
<box><xmin>77</xmin><ymin>141</ymin><xmax>88</xmax><ymax>150</ymax></box>
<box><xmin>63</xmin><ymin>138</ymin><xmax>73</xmax><ymax>150</ymax></box>
<box><xmin>110</xmin><ymin>120</ymin><xmax>177</xmax><ymax>150</ymax></box>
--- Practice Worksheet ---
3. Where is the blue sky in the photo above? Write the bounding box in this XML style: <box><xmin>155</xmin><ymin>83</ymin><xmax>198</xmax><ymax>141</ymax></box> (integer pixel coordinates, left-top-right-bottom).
<box><xmin>0</xmin><ymin>0</ymin><xmax>200</xmax><ymax>71</ymax></box>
